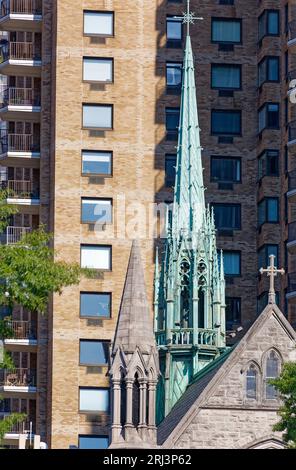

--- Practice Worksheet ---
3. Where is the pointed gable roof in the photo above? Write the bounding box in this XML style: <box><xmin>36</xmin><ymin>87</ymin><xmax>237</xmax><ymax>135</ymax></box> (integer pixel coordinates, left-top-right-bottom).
<box><xmin>157</xmin><ymin>303</ymin><xmax>296</xmax><ymax>447</ymax></box>
<box><xmin>113</xmin><ymin>240</ymin><xmax>155</xmax><ymax>354</ymax></box>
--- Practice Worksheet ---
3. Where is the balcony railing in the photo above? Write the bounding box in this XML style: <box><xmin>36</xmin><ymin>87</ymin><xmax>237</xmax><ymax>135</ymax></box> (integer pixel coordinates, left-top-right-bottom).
<box><xmin>0</xmin><ymin>41</ymin><xmax>41</xmax><ymax>62</ymax></box>
<box><xmin>0</xmin><ymin>132</ymin><xmax>39</xmax><ymax>153</ymax></box>
<box><xmin>288</xmin><ymin>120</ymin><xmax>296</xmax><ymax>143</ymax></box>
<box><xmin>0</xmin><ymin>368</ymin><xmax>36</xmax><ymax>387</ymax></box>
<box><xmin>5</xmin><ymin>320</ymin><xmax>37</xmax><ymax>339</ymax></box>
<box><xmin>6</xmin><ymin>226</ymin><xmax>31</xmax><ymax>244</ymax></box>
<box><xmin>1</xmin><ymin>179</ymin><xmax>39</xmax><ymax>198</ymax></box>
<box><xmin>1</xmin><ymin>87</ymin><xmax>40</xmax><ymax>107</ymax></box>
<box><xmin>0</xmin><ymin>0</ymin><xmax>42</xmax><ymax>16</ymax></box>
<box><xmin>0</xmin><ymin>417</ymin><xmax>35</xmax><ymax>434</ymax></box>
<box><xmin>289</xmin><ymin>20</ymin><xmax>296</xmax><ymax>43</ymax></box>
<box><xmin>156</xmin><ymin>328</ymin><xmax>218</xmax><ymax>346</ymax></box>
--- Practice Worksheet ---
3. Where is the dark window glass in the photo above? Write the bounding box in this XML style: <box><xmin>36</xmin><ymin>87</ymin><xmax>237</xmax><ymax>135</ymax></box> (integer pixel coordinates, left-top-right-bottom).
<box><xmin>265</xmin><ymin>351</ymin><xmax>280</xmax><ymax>399</ymax></box>
<box><xmin>212</xmin><ymin>18</ymin><xmax>241</xmax><ymax>43</ymax></box>
<box><xmin>212</xmin><ymin>204</ymin><xmax>241</xmax><ymax>230</ymax></box>
<box><xmin>258</xmin><ymin>103</ymin><xmax>279</xmax><ymax>132</ymax></box>
<box><xmin>82</xmin><ymin>151</ymin><xmax>112</xmax><ymax>176</ymax></box>
<box><xmin>259</xmin><ymin>10</ymin><xmax>280</xmax><ymax>41</ymax></box>
<box><xmin>258</xmin><ymin>57</ymin><xmax>279</xmax><ymax>86</ymax></box>
<box><xmin>80</xmin><ymin>340</ymin><xmax>109</xmax><ymax>366</ymax></box>
<box><xmin>166</xmin><ymin>107</ymin><xmax>180</xmax><ymax>139</ymax></box>
<box><xmin>165</xmin><ymin>154</ymin><xmax>176</xmax><ymax>187</ymax></box>
<box><xmin>226</xmin><ymin>297</ymin><xmax>241</xmax><ymax>328</ymax></box>
<box><xmin>166</xmin><ymin>62</ymin><xmax>182</xmax><ymax>90</ymax></box>
<box><xmin>258</xmin><ymin>244</ymin><xmax>278</xmax><ymax>271</ymax></box>
<box><xmin>258</xmin><ymin>198</ymin><xmax>279</xmax><ymax>226</ymax></box>
<box><xmin>166</xmin><ymin>16</ymin><xmax>183</xmax><ymax>46</ymax></box>
<box><xmin>79</xmin><ymin>435</ymin><xmax>109</xmax><ymax>449</ymax></box>
<box><xmin>80</xmin><ymin>293</ymin><xmax>111</xmax><ymax>318</ymax></box>
<box><xmin>212</xmin><ymin>110</ymin><xmax>241</xmax><ymax>135</ymax></box>
<box><xmin>258</xmin><ymin>150</ymin><xmax>279</xmax><ymax>178</ymax></box>
<box><xmin>211</xmin><ymin>64</ymin><xmax>241</xmax><ymax>90</ymax></box>
<box><xmin>220</xmin><ymin>251</ymin><xmax>241</xmax><ymax>276</ymax></box>
<box><xmin>211</xmin><ymin>157</ymin><xmax>241</xmax><ymax>183</ymax></box>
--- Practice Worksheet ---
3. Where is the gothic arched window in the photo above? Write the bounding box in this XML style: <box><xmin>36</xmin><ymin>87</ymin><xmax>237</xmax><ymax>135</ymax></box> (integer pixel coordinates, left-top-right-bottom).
<box><xmin>246</xmin><ymin>364</ymin><xmax>257</xmax><ymax>400</ymax></box>
<box><xmin>132</xmin><ymin>372</ymin><xmax>140</xmax><ymax>427</ymax></box>
<box><xmin>265</xmin><ymin>350</ymin><xmax>280</xmax><ymax>399</ymax></box>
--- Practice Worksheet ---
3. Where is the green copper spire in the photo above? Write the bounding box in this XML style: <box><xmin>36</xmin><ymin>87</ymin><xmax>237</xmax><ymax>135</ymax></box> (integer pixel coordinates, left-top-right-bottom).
<box><xmin>172</xmin><ymin>33</ymin><xmax>205</xmax><ymax>237</ymax></box>
<box><xmin>154</xmin><ymin>6</ymin><xmax>226</xmax><ymax>421</ymax></box>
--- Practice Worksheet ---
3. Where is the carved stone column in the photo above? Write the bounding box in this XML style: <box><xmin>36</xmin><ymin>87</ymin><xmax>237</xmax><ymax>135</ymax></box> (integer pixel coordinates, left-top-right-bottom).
<box><xmin>138</xmin><ymin>378</ymin><xmax>147</xmax><ymax>428</ymax></box>
<box><xmin>124</xmin><ymin>378</ymin><xmax>133</xmax><ymax>428</ymax></box>
<box><xmin>148</xmin><ymin>381</ymin><xmax>157</xmax><ymax>428</ymax></box>
<box><xmin>111</xmin><ymin>379</ymin><xmax>121</xmax><ymax>441</ymax></box>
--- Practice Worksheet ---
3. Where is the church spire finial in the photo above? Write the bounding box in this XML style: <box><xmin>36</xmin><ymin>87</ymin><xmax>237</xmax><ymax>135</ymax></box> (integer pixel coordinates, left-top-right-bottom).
<box><xmin>183</xmin><ymin>0</ymin><xmax>203</xmax><ymax>37</ymax></box>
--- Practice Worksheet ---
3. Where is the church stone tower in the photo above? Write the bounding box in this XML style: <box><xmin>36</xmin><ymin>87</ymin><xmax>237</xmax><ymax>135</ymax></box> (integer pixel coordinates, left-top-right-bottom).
<box><xmin>154</xmin><ymin>30</ymin><xmax>227</xmax><ymax>420</ymax></box>
<box><xmin>109</xmin><ymin>240</ymin><xmax>159</xmax><ymax>448</ymax></box>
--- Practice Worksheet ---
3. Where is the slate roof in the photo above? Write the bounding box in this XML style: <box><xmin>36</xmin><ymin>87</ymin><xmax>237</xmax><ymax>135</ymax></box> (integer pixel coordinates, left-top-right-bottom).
<box><xmin>157</xmin><ymin>348</ymin><xmax>233</xmax><ymax>445</ymax></box>
<box><xmin>113</xmin><ymin>240</ymin><xmax>155</xmax><ymax>353</ymax></box>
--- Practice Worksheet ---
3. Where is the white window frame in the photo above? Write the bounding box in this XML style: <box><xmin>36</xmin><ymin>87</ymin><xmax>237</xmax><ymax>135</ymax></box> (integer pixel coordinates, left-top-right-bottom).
<box><xmin>83</xmin><ymin>11</ymin><xmax>114</xmax><ymax>37</ymax></box>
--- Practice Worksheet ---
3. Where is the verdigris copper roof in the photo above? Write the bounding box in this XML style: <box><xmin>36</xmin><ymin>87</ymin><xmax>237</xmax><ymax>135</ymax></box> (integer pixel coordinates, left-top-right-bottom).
<box><xmin>157</xmin><ymin>348</ymin><xmax>233</xmax><ymax>445</ymax></box>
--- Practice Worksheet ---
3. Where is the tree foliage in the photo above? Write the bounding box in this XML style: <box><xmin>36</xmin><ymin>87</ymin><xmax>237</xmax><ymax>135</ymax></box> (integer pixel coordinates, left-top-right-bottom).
<box><xmin>0</xmin><ymin>226</ymin><xmax>91</xmax><ymax>314</ymax></box>
<box><xmin>270</xmin><ymin>362</ymin><xmax>296</xmax><ymax>448</ymax></box>
<box><xmin>0</xmin><ymin>189</ymin><xmax>17</xmax><ymax>234</ymax></box>
<box><xmin>0</xmin><ymin>412</ymin><xmax>27</xmax><ymax>444</ymax></box>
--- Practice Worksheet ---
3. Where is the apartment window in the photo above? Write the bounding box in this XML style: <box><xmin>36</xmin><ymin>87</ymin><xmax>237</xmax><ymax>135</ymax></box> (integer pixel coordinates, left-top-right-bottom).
<box><xmin>82</xmin><ymin>104</ymin><xmax>113</xmax><ymax>129</ymax></box>
<box><xmin>165</xmin><ymin>154</ymin><xmax>176</xmax><ymax>187</ymax></box>
<box><xmin>258</xmin><ymin>103</ymin><xmax>279</xmax><ymax>133</ymax></box>
<box><xmin>211</xmin><ymin>157</ymin><xmax>241</xmax><ymax>183</ymax></box>
<box><xmin>79</xmin><ymin>435</ymin><xmax>109</xmax><ymax>450</ymax></box>
<box><xmin>258</xmin><ymin>57</ymin><xmax>279</xmax><ymax>86</ymax></box>
<box><xmin>212</xmin><ymin>204</ymin><xmax>241</xmax><ymax>230</ymax></box>
<box><xmin>166</xmin><ymin>62</ymin><xmax>182</xmax><ymax>93</ymax></box>
<box><xmin>166</xmin><ymin>107</ymin><xmax>180</xmax><ymax>140</ymax></box>
<box><xmin>83</xmin><ymin>57</ymin><xmax>113</xmax><ymax>83</ymax></box>
<box><xmin>79</xmin><ymin>340</ymin><xmax>109</xmax><ymax>366</ymax></box>
<box><xmin>83</xmin><ymin>11</ymin><xmax>114</xmax><ymax>37</ymax></box>
<box><xmin>166</xmin><ymin>16</ymin><xmax>183</xmax><ymax>47</ymax></box>
<box><xmin>211</xmin><ymin>18</ymin><xmax>242</xmax><ymax>44</ymax></box>
<box><xmin>258</xmin><ymin>10</ymin><xmax>280</xmax><ymax>41</ymax></box>
<box><xmin>226</xmin><ymin>297</ymin><xmax>241</xmax><ymax>328</ymax></box>
<box><xmin>258</xmin><ymin>244</ymin><xmax>278</xmax><ymax>271</ymax></box>
<box><xmin>258</xmin><ymin>198</ymin><xmax>279</xmax><ymax>226</ymax></box>
<box><xmin>285</xmin><ymin>3</ymin><xmax>289</xmax><ymax>33</ymax></box>
<box><xmin>82</xmin><ymin>150</ymin><xmax>112</xmax><ymax>176</ymax></box>
<box><xmin>258</xmin><ymin>150</ymin><xmax>279</xmax><ymax>179</ymax></box>
<box><xmin>80</xmin><ymin>292</ymin><xmax>111</xmax><ymax>318</ymax></box>
<box><xmin>219</xmin><ymin>0</ymin><xmax>234</xmax><ymax>4</ymax></box>
<box><xmin>81</xmin><ymin>198</ymin><xmax>112</xmax><ymax>224</ymax></box>
<box><xmin>211</xmin><ymin>64</ymin><xmax>241</xmax><ymax>90</ymax></box>
<box><xmin>220</xmin><ymin>251</ymin><xmax>241</xmax><ymax>276</ymax></box>
<box><xmin>211</xmin><ymin>110</ymin><xmax>241</xmax><ymax>136</ymax></box>
<box><xmin>79</xmin><ymin>388</ymin><xmax>109</xmax><ymax>413</ymax></box>
<box><xmin>81</xmin><ymin>245</ymin><xmax>111</xmax><ymax>270</ymax></box>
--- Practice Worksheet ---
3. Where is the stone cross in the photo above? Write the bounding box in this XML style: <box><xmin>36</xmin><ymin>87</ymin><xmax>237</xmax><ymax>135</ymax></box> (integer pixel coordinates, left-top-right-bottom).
<box><xmin>259</xmin><ymin>254</ymin><xmax>285</xmax><ymax>304</ymax></box>
<box><xmin>183</xmin><ymin>0</ymin><xmax>203</xmax><ymax>36</ymax></box>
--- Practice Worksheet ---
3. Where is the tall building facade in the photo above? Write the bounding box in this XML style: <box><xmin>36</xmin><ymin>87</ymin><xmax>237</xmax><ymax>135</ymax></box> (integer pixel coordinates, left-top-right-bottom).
<box><xmin>0</xmin><ymin>0</ymin><xmax>295</xmax><ymax>449</ymax></box>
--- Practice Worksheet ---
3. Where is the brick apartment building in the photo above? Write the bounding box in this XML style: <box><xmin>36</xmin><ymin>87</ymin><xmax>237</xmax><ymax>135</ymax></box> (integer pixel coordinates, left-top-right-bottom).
<box><xmin>0</xmin><ymin>0</ymin><xmax>295</xmax><ymax>449</ymax></box>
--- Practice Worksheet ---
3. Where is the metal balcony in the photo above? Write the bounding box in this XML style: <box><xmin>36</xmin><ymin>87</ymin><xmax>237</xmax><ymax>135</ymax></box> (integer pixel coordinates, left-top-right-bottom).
<box><xmin>0</xmin><ymin>132</ymin><xmax>40</xmax><ymax>166</ymax></box>
<box><xmin>0</xmin><ymin>0</ymin><xmax>42</xmax><ymax>31</ymax></box>
<box><xmin>0</xmin><ymin>86</ymin><xmax>41</xmax><ymax>121</ymax></box>
<box><xmin>1</xmin><ymin>179</ymin><xmax>39</xmax><ymax>198</ymax></box>
<box><xmin>3</xmin><ymin>319</ymin><xmax>37</xmax><ymax>352</ymax></box>
<box><xmin>287</xmin><ymin>221</ymin><xmax>296</xmax><ymax>254</ymax></box>
<box><xmin>288</xmin><ymin>20</ymin><xmax>296</xmax><ymax>49</ymax></box>
<box><xmin>0</xmin><ymin>368</ymin><xmax>36</xmax><ymax>387</ymax></box>
<box><xmin>0</xmin><ymin>40</ymin><xmax>42</xmax><ymax>76</ymax></box>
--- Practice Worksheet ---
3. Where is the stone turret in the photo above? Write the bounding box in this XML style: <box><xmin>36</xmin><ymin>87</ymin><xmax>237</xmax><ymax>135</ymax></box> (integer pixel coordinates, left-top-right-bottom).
<box><xmin>109</xmin><ymin>240</ymin><xmax>159</xmax><ymax>448</ymax></box>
